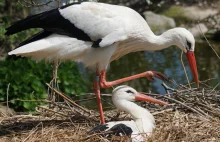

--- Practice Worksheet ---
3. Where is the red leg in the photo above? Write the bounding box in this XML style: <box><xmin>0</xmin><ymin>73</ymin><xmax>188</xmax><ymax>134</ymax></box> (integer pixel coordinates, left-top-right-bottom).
<box><xmin>100</xmin><ymin>70</ymin><xmax>169</xmax><ymax>88</ymax></box>
<box><xmin>93</xmin><ymin>69</ymin><xmax>105</xmax><ymax>124</ymax></box>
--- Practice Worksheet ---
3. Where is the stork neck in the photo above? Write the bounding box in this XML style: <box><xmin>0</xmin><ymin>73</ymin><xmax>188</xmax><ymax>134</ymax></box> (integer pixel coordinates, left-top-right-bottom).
<box><xmin>142</xmin><ymin>29</ymin><xmax>178</xmax><ymax>51</ymax></box>
<box><xmin>113</xmin><ymin>99</ymin><xmax>155</xmax><ymax>132</ymax></box>
<box><xmin>115</xmin><ymin>100</ymin><xmax>153</xmax><ymax>119</ymax></box>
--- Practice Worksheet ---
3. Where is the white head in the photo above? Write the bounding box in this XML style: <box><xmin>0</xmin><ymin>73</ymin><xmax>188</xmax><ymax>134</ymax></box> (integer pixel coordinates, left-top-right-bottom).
<box><xmin>112</xmin><ymin>85</ymin><xmax>168</xmax><ymax>106</ymax></box>
<box><xmin>169</xmin><ymin>28</ymin><xmax>195</xmax><ymax>53</ymax></box>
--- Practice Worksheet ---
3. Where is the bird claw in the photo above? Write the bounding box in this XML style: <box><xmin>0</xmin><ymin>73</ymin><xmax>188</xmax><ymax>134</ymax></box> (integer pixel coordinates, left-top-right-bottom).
<box><xmin>146</xmin><ymin>71</ymin><xmax>169</xmax><ymax>81</ymax></box>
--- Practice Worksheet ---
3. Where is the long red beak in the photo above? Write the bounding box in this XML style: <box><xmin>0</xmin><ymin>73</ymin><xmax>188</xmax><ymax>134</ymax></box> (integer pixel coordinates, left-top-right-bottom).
<box><xmin>135</xmin><ymin>93</ymin><xmax>168</xmax><ymax>106</ymax></box>
<box><xmin>186</xmin><ymin>51</ymin><xmax>199</xmax><ymax>88</ymax></box>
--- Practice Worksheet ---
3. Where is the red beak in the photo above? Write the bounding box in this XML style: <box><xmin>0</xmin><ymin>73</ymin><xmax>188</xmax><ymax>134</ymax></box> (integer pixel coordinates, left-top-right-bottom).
<box><xmin>135</xmin><ymin>93</ymin><xmax>168</xmax><ymax>106</ymax></box>
<box><xmin>186</xmin><ymin>51</ymin><xmax>199</xmax><ymax>88</ymax></box>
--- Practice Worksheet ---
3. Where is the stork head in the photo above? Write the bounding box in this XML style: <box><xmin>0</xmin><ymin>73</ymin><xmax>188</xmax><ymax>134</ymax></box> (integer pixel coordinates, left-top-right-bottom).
<box><xmin>169</xmin><ymin>28</ymin><xmax>199</xmax><ymax>88</ymax></box>
<box><xmin>172</xmin><ymin>28</ymin><xmax>195</xmax><ymax>52</ymax></box>
<box><xmin>112</xmin><ymin>85</ymin><xmax>168</xmax><ymax>105</ymax></box>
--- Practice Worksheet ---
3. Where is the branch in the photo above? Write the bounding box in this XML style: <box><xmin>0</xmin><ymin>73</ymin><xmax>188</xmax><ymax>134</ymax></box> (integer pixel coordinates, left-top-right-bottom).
<box><xmin>18</xmin><ymin>0</ymin><xmax>55</xmax><ymax>7</ymax></box>
<box><xmin>46</xmin><ymin>83</ymin><xmax>90</xmax><ymax>114</ymax></box>
<box><xmin>197</xmin><ymin>22</ymin><xmax>220</xmax><ymax>60</ymax></box>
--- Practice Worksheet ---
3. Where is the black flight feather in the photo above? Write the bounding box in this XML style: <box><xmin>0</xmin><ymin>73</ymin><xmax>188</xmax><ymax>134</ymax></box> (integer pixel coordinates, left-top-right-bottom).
<box><xmin>88</xmin><ymin>124</ymin><xmax>108</xmax><ymax>134</ymax></box>
<box><xmin>109</xmin><ymin>124</ymin><xmax>133</xmax><ymax>136</ymax></box>
<box><xmin>18</xmin><ymin>30</ymin><xmax>53</xmax><ymax>47</ymax></box>
<box><xmin>6</xmin><ymin>30</ymin><xmax>52</xmax><ymax>60</ymax></box>
<box><xmin>88</xmin><ymin>123</ymin><xmax>133</xmax><ymax>137</ymax></box>
<box><xmin>5</xmin><ymin>2</ymin><xmax>92</xmax><ymax>42</ymax></box>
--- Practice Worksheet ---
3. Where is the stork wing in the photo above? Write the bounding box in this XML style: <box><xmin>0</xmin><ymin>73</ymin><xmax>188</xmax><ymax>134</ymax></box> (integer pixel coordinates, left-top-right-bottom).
<box><xmin>6</xmin><ymin>2</ymin><xmax>129</xmax><ymax>47</ymax></box>
<box><xmin>5</xmin><ymin>2</ymin><xmax>91</xmax><ymax>41</ymax></box>
<box><xmin>88</xmin><ymin>123</ymin><xmax>133</xmax><ymax>137</ymax></box>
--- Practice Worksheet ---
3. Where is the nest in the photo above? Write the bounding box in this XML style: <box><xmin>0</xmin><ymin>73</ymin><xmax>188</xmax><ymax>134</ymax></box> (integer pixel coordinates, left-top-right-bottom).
<box><xmin>0</xmin><ymin>80</ymin><xmax>220</xmax><ymax>142</ymax></box>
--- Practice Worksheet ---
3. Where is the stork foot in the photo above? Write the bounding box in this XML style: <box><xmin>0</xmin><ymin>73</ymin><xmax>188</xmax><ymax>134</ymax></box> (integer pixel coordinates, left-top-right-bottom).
<box><xmin>145</xmin><ymin>71</ymin><xmax>169</xmax><ymax>81</ymax></box>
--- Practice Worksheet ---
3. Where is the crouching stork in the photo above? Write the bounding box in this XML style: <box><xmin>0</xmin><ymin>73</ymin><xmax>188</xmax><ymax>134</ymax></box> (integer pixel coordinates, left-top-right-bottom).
<box><xmin>88</xmin><ymin>85</ymin><xmax>168</xmax><ymax>141</ymax></box>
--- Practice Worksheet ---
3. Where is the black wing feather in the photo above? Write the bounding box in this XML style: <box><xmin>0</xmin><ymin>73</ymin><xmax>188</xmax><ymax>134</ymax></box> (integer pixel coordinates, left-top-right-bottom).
<box><xmin>18</xmin><ymin>30</ymin><xmax>53</xmax><ymax>47</ymax></box>
<box><xmin>88</xmin><ymin>124</ymin><xmax>108</xmax><ymax>134</ymax></box>
<box><xmin>88</xmin><ymin>123</ymin><xmax>133</xmax><ymax>137</ymax></box>
<box><xmin>109</xmin><ymin>124</ymin><xmax>133</xmax><ymax>136</ymax></box>
<box><xmin>7</xmin><ymin>30</ymin><xmax>53</xmax><ymax>60</ymax></box>
<box><xmin>5</xmin><ymin>2</ymin><xmax>92</xmax><ymax>42</ymax></box>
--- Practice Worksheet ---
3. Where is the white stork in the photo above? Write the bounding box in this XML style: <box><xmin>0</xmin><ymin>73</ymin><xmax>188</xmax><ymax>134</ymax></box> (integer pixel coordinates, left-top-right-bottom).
<box><xmin>6</xmin><ymin>2</ymin><xmax>199</xmax><ymax>124</ymax></box>
<box><xmin>88</xmin><ymin>85</ymin><xmax>168</xmax><ymax>142</ymax></box>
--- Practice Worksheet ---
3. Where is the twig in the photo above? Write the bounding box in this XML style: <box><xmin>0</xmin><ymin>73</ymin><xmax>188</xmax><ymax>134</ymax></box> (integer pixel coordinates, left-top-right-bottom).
<box><xmin>65</xmin><ymin>101</ymin><xmax>75</xmax><ymax>113</ymax></box>
<box><xmin>74</xmin><ymin>97</ymin><xmax>96</xmax><ymax>103</ymax></box>
<box><xmin>83</xmin><ymin>131</ymin><xmax>118</xmax><ymax>141</ymax></box>
<box><xmin>162</xmin><ymin>82</ymin><xmax>177</xmax><ymax>92</ymax></box>
<box><xmin>152</xmin><ymin>108</ymin><xmax>173</xmax><ymax>115</ymax></box>
<box><xmin>181</xmin><ymin>51</ymin><xmax>191</xmax><ymax>88</ymax></box>
<box><xmin>1</xmin><ymin>115</ymin><xmax>40</xmax><ymax>122</ymax></box>
<box><xmin>196</xmin><ymin>102</ymin><xmax>220</xmax><ymax>113</ymax></box>
<box><xmin>0</xmin><ymin>99</ymin><xmax>50</xmax><ymax>105</ymax></box>
<box><xmin>49</xmin><ymin>61</ymin><xmax>60</xmax><ymax>102</ymax></box>
<box><xmin>37</xmin><ymin>105</ymin><xmax>68</xmax><ymax>117</ymax></box>
<box><xmin>18</xmin><ymin>0</ymin><xmax>55</xmax><ymax>7</ymax></box>
<box><xmin>101</xmin><ymin>97</ymin><xmax>115</xmax><ymax>108</ymax></box>
<box><xmin>202</xmin><ymin>88</ymin><xmax>205</xmax><ymax>100</ymax></box>
<box><xmin>58</xmin><ymin>0</ymin><xmax>61</xmax><ymax>7</ymax></box>
<box><xmin>22</xmin><ymin>122</ymin><xmax>43</xmax><ymax>142</ymax></box>
<box><xmin>199</xmin><ymin>78</ymin><xmax>218</xmax><ymax>83</ymax></box>
<box><xmin>141</xmin><ymin>88</ymin><xmax>197</xmax><ymax>99</ymax></box>
<box><xmin>197</xmin><ymin>23</ymin><xmax>220</xmax><ymax>60</ymax></box>
<box><xmin>75</xmin><ymin>93</ymin><xmax>112</xmax><ymax>97</ymax></box>
<box><xmin>169</xmin><ymin>79</ymin><xmax>185</xmax><ymax>90</ymax></box>
<box><xmin>6</xmin><ymin>83</ymin><xmax>10</xmax><ymax>111</ymax></box>
<box><xmin>46</xmin><ymin>83</ymin><xmax>90</xmax><ymax>113</ymax></box>
<box><xmin>193</xmin><ymin>106</ymin><xmax>209</xmax><ymax>117</ymax></box>
<box><xmin>153</xmin><ymin>94</ymin><xmax>205</xmax><ymax>116</ymax></box>
<box><xmin>207</xmin><ymin>82</ymin><xmax>220</xmax><ymax>96</ymax></box>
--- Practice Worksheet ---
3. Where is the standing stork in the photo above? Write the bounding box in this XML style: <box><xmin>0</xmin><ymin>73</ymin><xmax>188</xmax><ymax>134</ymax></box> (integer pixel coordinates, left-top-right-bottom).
<box><xmin>88</xmin><ymin>85</ymin><xmax>168</xmax><ymax>142</ymax></box>
<box><xmin>6</xmin><ymin>2</ymin><xmax>199</xmax><ymax>124</ymax></box>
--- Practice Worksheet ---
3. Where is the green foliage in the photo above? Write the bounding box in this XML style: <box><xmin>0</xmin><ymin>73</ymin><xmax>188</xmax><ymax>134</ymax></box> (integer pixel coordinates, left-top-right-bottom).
<box><xmin>0</xmin><ymin>1</ymin><xmax>87</xmax><ymax>112</ymax></box>
<box><xmin>0</xmin><ymin>17</ymin><xmax>40</xmax><ymax>50</ymax></box>
<box><xmin>0</xmin><ymin>1</ymin><xmax>40</xmax><ymax>54</ymax></box>
<box><xmin>159</xmin><ymin>6</ymin><xmax>192</xmax><ymax>25</ymax></box>
<box><xmin>57</xmin><ymin>63</ymin><xmax>87</xmax><ymax>95</ymax></box>
<box><xmin>0</xmin><ymin>58</ymin><xmax>86</xmax><ymax>111</ymax></box>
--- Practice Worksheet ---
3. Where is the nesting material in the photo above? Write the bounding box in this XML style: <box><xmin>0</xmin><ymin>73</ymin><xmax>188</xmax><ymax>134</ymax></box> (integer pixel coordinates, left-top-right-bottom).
<box><xmin>0</xmin><ymin>81</ymin><xmax>219</xmax><ymax>142</ymax></box>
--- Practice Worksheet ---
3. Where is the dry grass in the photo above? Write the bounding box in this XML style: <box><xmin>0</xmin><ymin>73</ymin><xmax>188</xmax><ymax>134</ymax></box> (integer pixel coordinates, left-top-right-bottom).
<box><xmin>0</xmin><ymin>116</ymin><xmax>130</xmax><ymax>142</ymax></box>
<box><xmin>149</xmin><ymin>111</ymin><xmax>220</xmax><ymax>142</ymax></box>
<box><xmin>0</xmin><ymin>80</ymin><xmax>220</xmax><ymax>142</ymax></box>
<box><xmin>1</xmin><ymin>110</ymin><xmax>220</xmax><ymax>142</ymax></box>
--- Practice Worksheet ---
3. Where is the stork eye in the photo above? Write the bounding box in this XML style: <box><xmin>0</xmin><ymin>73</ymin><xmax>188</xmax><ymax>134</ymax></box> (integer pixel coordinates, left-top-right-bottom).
<box><xmin>125</xmin><ymin>90</ymin><xmax>134</xmax><ymax>94</ymax></box>
<box><xmin>186</xmin><ymin>40</ymin><xmax>191</xmax><ymax>50</ymax></box>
